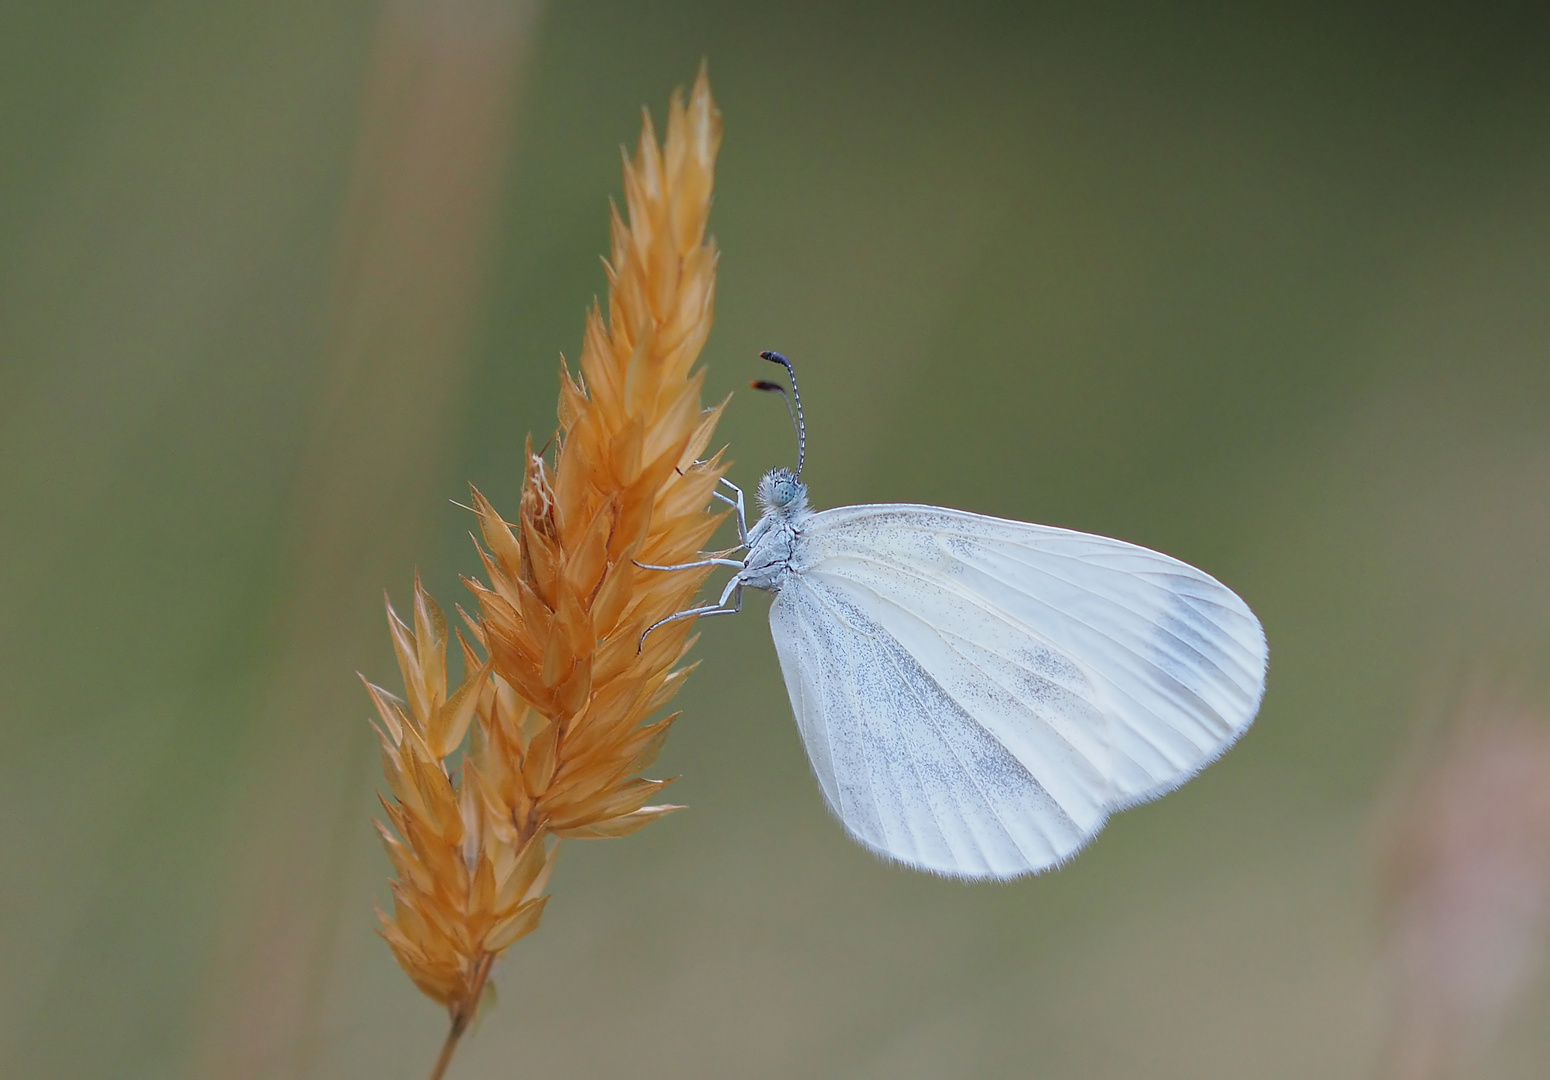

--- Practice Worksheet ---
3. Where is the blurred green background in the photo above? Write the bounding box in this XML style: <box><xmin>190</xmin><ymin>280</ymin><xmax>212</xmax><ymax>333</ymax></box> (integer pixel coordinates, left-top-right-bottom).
<box><xmin>4</xmin><ymin>2</ymin><xmax>1550</xmax><ymax>1077</ymax></box>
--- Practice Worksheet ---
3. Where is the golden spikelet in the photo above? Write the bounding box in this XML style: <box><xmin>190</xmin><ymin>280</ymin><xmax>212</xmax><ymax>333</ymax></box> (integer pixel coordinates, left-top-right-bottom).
<box><xmin>367</xmin><ymin>67</ymin><xmax>726</xmax><ymax>1078</ymax></box>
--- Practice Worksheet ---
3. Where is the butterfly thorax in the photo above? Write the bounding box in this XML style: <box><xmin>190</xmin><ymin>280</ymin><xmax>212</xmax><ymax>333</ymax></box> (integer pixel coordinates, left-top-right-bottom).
<box><xmin>740</xmin><ymin>468</ymin><xmax>812</xmax><ymax>593</ymax></box>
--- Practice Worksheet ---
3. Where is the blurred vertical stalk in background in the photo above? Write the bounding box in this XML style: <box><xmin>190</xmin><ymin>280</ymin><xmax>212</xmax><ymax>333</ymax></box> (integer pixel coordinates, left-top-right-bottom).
<box><xmin>1377</xmin><ymin>685</ymin><xmax>1550</xmax><ymax>1079</ymax></box>
<box><xmin>192</xmin><ymin>2</ymin><xmax>542</xmax><ymax>1075</ymax></box>
<box><xmin>369</xmin><ymin>68</ymin><xmax>727</xmax><ymax>1080</ymax></box>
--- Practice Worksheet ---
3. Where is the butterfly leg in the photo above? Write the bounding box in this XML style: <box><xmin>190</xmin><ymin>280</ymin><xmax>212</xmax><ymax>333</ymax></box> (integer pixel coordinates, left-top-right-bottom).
<box><xmin>637</xmin><ymin>576</ymin><xmax>744</xmax><ymax>653</ymax></box>
<box><xmin>633</xmin><ymin>556</ymin><xmax>747</xmax><ymax>573</ymax></box>
<box><xmin>632</xmin><ymin>487</ymin><xmax>749</xmax><ymax>570</ymax></box>
<box><xmin>711</xmin><ymin>477</ymin><xmax>750</xmax><ymax>547</ymax></box>
<box><xmin>679</xmin><ymin>464</ymin><xmax>749</xmax><ymax>549</ymax></box>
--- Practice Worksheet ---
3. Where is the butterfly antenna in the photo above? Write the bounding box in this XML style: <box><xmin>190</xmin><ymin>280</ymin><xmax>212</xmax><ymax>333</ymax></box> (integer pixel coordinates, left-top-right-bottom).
<box><xmin>750</xmin><ymin>379</ymin><xmax>798</xmax><ymax>456</ymax></box>
<box><xmin>756</xmin><ymin>350</ymin><xmax>806</xmax><ymax>476</ymax></box>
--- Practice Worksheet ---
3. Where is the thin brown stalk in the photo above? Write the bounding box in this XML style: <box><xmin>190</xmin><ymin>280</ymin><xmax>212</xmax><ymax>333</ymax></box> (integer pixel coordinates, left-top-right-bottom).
<box><xmin>367</xmin><ymin>67</ymin><xmax>726</xmax><ymax>1078</ymax></box>
<box><xmin>427</xmin><ymin>953</ymin><xmax>493</xmax><ymax>1080</ymax></box>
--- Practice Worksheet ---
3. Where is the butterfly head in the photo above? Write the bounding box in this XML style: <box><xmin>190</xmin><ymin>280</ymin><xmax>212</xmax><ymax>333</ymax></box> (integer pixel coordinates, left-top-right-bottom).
<box><xmin>757</xmin><ymin>467</ymin><xmax>808</xmax><ymax>516</ymax></box>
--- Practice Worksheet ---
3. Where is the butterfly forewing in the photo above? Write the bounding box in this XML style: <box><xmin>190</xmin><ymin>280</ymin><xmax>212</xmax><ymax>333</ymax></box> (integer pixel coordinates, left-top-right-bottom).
<box><xmin>771</xmin><ymin>503</ymin><xmax>1267</xmax><ymax>879</ymax></box>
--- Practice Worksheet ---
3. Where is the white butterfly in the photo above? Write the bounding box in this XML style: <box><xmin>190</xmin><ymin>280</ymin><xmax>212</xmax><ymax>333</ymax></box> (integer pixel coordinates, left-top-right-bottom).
<box><xmin>641</xmin><ymin>352</ymin><xmax>1267</xmax><ymax>880</ymax></box>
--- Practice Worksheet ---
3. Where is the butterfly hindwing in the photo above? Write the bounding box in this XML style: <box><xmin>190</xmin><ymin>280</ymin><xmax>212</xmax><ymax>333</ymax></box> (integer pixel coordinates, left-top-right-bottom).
<box><xmin>770</xmin><ymin>573</ymin><xmax>1099</xmax><ymax>878</ymax></box>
